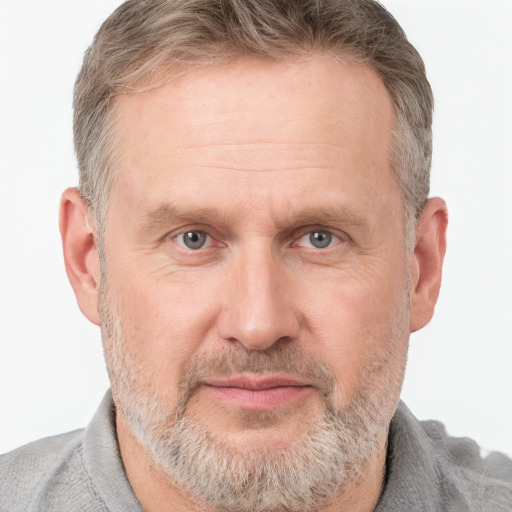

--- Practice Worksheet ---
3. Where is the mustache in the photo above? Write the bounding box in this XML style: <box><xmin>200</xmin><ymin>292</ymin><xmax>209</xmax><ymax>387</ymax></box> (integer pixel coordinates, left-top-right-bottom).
<box><xmin>173</xmin><ymin>343</ymin><xmax>337</xmax><ymax>417</ymax></box>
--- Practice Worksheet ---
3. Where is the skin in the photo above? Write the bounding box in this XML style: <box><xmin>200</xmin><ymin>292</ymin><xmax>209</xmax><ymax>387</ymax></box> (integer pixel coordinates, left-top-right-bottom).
<box><xmin>60</xmin><ymin>54</ymin><xmax>447</xmax><ymax>511</ymax></box>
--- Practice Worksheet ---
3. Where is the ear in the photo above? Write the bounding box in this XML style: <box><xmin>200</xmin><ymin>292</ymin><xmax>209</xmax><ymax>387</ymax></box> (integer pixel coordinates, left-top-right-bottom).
<box><xmin>59</xmin><ymin>187</ymin><xmax>101</xmax><ymax>326</ymax></box>
<box><xmin>409</xmin><ymin>197</ymin><xmax>448</xmax><ymax>333</ymax></box>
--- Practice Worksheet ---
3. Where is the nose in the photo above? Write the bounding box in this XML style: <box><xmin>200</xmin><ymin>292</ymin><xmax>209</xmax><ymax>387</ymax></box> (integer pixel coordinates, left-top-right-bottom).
<box><xmin>217</xmin><ymin>246</ymin><xmax>300</xmax><ymax>350</ymax></box>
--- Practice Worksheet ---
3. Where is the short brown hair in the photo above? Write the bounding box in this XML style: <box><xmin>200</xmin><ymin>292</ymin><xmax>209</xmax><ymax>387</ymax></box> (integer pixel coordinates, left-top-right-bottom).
<box><xmin>74</xmin><ymin>0</ymin><xmax>433</xmax><ymax>245</ymax></box>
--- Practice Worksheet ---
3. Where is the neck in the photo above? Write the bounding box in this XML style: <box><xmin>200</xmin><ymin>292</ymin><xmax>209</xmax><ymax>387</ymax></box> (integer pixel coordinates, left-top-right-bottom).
<box><xmin>117</xmin><ymin>412</ymin><xmax>387</xmax><ymax>512</ymax></box>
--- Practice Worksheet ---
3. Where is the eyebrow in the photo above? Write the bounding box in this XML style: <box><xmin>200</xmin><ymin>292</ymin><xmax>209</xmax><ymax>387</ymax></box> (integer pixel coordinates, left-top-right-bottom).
<box><xmin>141</xmin><ymin>202</ymin><xmax>236</xmax><ymax>229</ymax></box>
<box><xmin>141</xmin><ymin>201</ymin><xmax>371</xmax><ymax>233</ymax></box>
<box><xmin>273</xmin><ymin>204</ymin><xmax>370</xmax><ymax>231</ymax></box>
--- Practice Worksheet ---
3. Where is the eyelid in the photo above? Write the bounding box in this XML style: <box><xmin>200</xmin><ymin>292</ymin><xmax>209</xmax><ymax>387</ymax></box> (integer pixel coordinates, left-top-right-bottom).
<box><xmin>291</xmin><ymin>226</ymin><xmax>348</xmax><ymax>247</ymax></box>
<box><xmin>165</xmin><ymin>225</ymin><xmax>226</xmax><ymax>252</ymax></box>
<box><xmin>173</xmin><ymin>231</ymin><xmax>212</xmax><ymax>250</ymax></box>
<box><xmin>164</xmin><ymin>224</ymin><xmax>211</xmax><ymax>240</ymax></box>
<box><xmin>163</xmin><ymin>224</ymin><xmax>348</xmax><ymax>250</ymax></box>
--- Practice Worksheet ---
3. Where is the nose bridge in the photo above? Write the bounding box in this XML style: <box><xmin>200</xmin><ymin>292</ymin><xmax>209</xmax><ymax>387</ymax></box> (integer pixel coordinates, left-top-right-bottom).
<box><xmin>218</xmin><ymin>240</ymin><xmax>299</xmax><ymax>350</ymax></box>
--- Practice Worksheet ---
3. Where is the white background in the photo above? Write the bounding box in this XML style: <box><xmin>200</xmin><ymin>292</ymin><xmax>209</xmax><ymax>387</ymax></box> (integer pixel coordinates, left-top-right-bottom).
<box><xmin>1</xmin><ymin>1</ymin><xmax>511</xmax><ymax>456</ymax></box>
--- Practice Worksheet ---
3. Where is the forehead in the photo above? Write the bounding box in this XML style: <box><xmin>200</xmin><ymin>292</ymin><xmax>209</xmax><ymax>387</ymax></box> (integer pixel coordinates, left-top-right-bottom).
<box><xmin>115</xmin><ymin>54</ymin><xmax>394</xmax><ymax>151</ymax></box>
<box><xmin>109</xmin><ymin>54</ymin><xmax>397</xmax><ymax>225</ymax></box>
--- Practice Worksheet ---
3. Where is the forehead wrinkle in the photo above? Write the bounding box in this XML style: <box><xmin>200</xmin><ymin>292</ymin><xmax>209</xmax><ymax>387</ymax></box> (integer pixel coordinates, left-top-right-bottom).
<box><xmin>167</xmin><ymin>141</ymin><xmax>353</xmax><ymax>174</ymax></box>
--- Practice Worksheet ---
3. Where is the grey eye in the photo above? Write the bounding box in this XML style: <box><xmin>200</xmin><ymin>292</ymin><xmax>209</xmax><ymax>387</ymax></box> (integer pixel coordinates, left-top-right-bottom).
<box><xmin>180</xmin><ymin>231</ymin><xmax>208</xmax><ymax>250</ymax></box>
<box><xmin>309</xmin><ymin>231</ymin><xmax>332</xmax><ymax>249</ymax></box>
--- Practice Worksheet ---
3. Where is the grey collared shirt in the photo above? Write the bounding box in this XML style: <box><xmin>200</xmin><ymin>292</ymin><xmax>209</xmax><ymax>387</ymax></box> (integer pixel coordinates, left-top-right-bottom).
<box><xmin>1</xmin><ymin>391</ymin><xmax>511</xmax><ymax>511</ymax></box>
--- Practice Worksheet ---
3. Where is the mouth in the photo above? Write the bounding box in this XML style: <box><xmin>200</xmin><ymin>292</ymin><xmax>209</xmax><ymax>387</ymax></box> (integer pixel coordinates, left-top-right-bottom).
<box><xmin>202</xmin><ymin>375</ymin><xmax>314</xmax><ymax>411</ymax></box>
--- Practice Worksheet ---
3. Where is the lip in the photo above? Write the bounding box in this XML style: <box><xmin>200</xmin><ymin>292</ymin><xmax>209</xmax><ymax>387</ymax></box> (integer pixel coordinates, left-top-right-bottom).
<box><xmin>203</xmin><ymin>375</ymin><xmax>314</xmax><ymax>410</ymax></box>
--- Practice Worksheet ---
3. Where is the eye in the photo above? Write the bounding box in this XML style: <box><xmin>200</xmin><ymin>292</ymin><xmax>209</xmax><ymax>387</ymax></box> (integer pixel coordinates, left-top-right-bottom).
<box><xmin>297</xmin><ymin>230</ymin><xmax>336</xmax><ymax>249</ymax></box>
<box><xmin>175</xmin><ymin>231</ymin><xmax>210</xmax><ymax>250</ymax></box>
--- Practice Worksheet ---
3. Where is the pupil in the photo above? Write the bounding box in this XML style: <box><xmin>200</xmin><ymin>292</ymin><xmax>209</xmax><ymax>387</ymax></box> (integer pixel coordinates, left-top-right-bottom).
<box><xmin>310</xmin><ymin>231</ymin><xmax>331</xmax><ymax>249</ymax></box>
<box><xmin>184</xmin><ymin>231</ymin><xmax>206</xmax><ymax>249</ymax></box>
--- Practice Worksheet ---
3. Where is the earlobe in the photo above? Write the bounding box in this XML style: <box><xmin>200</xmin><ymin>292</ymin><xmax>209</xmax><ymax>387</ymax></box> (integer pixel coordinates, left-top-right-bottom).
<box><xmin>59</xmin><ymin>187</ymin><xmax>101</xmax><ymax>325</ymax></box>
<box><xmin>409</xmin><ymin>198</ymin><xmax>448</xmax><ymax>333</ymax></box>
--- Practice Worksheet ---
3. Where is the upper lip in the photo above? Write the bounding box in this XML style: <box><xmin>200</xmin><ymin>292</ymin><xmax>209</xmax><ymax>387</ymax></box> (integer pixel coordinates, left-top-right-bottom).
<box><xmin>203</xmin><ymin>375</ymin><xmax>311</xmax><ymax>390</ymax></box>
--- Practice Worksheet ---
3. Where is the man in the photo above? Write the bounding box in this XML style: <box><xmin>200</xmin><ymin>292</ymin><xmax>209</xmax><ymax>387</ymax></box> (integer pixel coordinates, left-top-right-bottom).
<box><xmin>1</xmin><ymin>0</ymin><xmax>511</xmax><ymax>511</ymax></box>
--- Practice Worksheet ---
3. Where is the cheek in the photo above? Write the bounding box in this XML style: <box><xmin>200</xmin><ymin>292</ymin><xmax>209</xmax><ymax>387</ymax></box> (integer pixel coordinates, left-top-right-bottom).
<box><xmin>107</xmin><ymin>264</ymin><xmax>224</xmax><ymax>397</ymax></box>
<box><xmin>299</xmin><ymin>263</ymin><xmax>409</xmax><ymax>402</ymax></box>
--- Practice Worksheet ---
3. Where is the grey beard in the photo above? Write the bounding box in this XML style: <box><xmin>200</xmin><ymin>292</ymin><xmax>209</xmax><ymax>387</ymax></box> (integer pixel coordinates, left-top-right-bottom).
<box><xmin>120</xmin><ymin>372</ymin><xmax>387</xmax><ymax>512</ymax></box>
<box><xmin>101</xmin><ymin>283</ymin><xmax>407</xmax><ymax>512</ymax></box>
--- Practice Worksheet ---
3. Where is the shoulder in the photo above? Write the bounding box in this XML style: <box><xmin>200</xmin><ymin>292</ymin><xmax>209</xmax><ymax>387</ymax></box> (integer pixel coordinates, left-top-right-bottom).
<box><xmin>381</xmin><ymin>402</ymin><xmax>512</xmax><ymax>512</ymax></box>
<box><xmin>420</xmin><ymin>417</ymin><xmax>512</xmax><ymax>509</ymax></box>
<box><xmin>0</xmin><ymin>429</ymin><xmax>83</xmax><ymax>510</ymax></box>
<box><xmin>0</xmin><ymin>429</ymin><xmax>107</xmax><ymax>512</ymax></box>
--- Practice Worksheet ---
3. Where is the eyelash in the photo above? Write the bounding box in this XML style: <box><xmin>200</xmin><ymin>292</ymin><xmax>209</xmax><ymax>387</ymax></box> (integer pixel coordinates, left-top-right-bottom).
<box><xmin>170</xmin><ymin>226</ymin><xmax>219</xmax><ymax>250</ymax></box>
<box><xmin>169</xmin><ymin>226</ymin><xmax>347</xmax><ymax>253</ymax></box>
<box><xmin>294</xmin><ymin>230</ymin><xmax>342</xmax><ymax>250</ymax></box>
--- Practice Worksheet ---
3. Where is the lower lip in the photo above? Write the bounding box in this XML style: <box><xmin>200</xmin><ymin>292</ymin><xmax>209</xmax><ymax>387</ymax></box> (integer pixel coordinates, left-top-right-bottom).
<box><xmin>205</xmin><ymin>385</ymin><xmax>312</xmax><ymax>410</ymax></box>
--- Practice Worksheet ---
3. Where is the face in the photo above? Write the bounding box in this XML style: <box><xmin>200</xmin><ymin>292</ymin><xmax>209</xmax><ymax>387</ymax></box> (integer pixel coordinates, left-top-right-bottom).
<box><xmin>100</xmin><ymin>55</ymin><xmax>411</xmax><ymax>510</ymax></box>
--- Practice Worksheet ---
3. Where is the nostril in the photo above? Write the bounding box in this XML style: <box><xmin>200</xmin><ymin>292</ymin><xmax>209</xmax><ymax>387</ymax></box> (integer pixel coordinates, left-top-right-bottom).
<box><xmin>218</xmin><ymin>310</ymin><xmax>300</xmax><ymax>351</ymax></box>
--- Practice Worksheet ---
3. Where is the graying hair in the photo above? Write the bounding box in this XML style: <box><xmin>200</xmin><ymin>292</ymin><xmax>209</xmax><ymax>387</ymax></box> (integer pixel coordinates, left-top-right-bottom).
<box><xmin>74</xmin><ymin>0</ymin><xmax>433</xmax><ymax>248</ymax></box>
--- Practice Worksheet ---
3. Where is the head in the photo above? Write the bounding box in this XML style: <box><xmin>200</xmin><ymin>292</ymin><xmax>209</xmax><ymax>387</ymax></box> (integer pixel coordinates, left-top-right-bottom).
<box><xmin>61</xmin><ymin>1</ymin><xmax>447</xmax><ymax>511</ymax></box>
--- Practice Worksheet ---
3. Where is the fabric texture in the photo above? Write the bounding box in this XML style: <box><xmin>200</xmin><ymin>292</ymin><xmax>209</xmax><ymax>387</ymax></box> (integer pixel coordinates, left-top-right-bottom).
<box><xmin>1</xmin><ymin>391</ymin><xmax>511</xmax><ymax>511</ymax></box>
